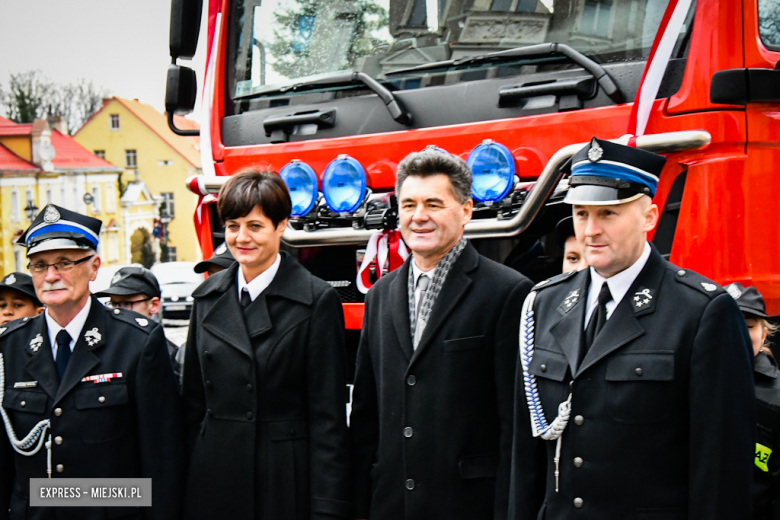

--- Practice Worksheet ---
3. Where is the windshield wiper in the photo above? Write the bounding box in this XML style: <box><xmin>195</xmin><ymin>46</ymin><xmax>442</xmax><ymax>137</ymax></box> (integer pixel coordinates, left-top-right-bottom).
<box><xmin>386</xmin><ymin>43</ymin><xmax>622</xmax><ymax>103</ymax></box>
<box><xmin>239</xmin><ymin>71</ymin><xmax>412</xmax><ymax>126</ymax></box>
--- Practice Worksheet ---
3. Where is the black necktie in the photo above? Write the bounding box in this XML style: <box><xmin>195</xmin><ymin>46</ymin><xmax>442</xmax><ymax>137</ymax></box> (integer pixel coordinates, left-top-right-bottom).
<box><xmin>55</xmin><ymin>330</ymin><xmax>72</xmax><ymax>382</ymax></box>
<box><xmin>240</xmin><ymin>288</ymin><xmax>252</xmax><ymax>308</ymax></box>
<box><xmin>583</xmin><ymin>282</ymin><xmax>613</xmax><ymax>358</ymax></box>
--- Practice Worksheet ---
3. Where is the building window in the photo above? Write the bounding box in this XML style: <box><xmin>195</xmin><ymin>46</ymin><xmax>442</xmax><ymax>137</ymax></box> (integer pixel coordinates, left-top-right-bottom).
<box><xmin>125</xmin><ymin>149</ymin><xmax>137</xmax><ymax>168</ymax></box>
<box><xmin>161</xmin><ymin>192</ymin><xmax>175</xmax><ymax>219</ymax></box>
<box><xmin>579</xmin><ymin>0</ymin><xmax>613</xmax><ymax>37</ymax></box>
<box><xmin>46</xmin><ymin>188</ymin><xmax>52</xmax><ymax>205</ymax></box>
<box><xmin>105</xmin><ymin>183</ymin><xmax>116</xmax><ymax>213</ymax></box>
<box><xmin>109</xmin><ymin>233</ymin><xmax>120</xmax><ymax>262</ymax></box>
<box><xmin>167</xmin><ymin>247</ymin><xmax>177</xmax><ymax>262</ymax></box>
<box><xmin>11</xmin><ymin>189</ymin><xmax>20</xmax><ymax>222</ymax></box>
<box><xmin>91</xmin><ymin>185</ymin><xmax>102</xmax><ymax>214</ymax></box>
<box><xmin>158</xmin><ymin>160</ymin><xmax>174</xmax><ymax>166</ymax></box>
<box><xmin>24</xmin><ymin>188</ymin><xmax>34</xmax><ymax>220</ymax></box>
<box><xmin>73</xmin><ymin>187</ymin><xmax>79</xmax><ymax>211</ymax></box>
<box><xmin>14</xmin><ymin>250</ymin><xmax>22</xmax><ymax>272</ymax></box>
<box><xmin>110</xmin><ymin>114</ymin><xmax>120</xmax><ymax>130</ymax></box>
<box><xmin>94</xmin><ymin>150</ymin><xmax>106</xmax><ymax>159</ymax></box>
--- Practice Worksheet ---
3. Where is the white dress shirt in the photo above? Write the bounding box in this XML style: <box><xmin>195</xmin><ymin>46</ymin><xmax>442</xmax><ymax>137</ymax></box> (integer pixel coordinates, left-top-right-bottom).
<box><xmin>47</xmin><ymin>297</ymin><xmax>92</xmax><ymax>359</ymax></box>
<box><xmin>237</xmin><ymin>253</ymin><xmax>282</xmax><ymax>302</ymax></box>
<box><xmin>584</xmin><ymin>242</ymin><xmax>651</xmax><ymax>329</ymax></box>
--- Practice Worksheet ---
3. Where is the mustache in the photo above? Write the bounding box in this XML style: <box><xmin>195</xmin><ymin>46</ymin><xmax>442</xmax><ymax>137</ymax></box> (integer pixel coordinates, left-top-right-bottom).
<box><xmin>42</xmin><ymin>281</ymin><xmax>67</xmax><ymax>291</ymax></box>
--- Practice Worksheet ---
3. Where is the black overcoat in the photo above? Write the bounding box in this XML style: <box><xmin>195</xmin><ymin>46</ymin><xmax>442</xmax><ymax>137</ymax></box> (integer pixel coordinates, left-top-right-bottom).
<box><xmin>0</xmin><ymin>296</ymin><xmax>184</xmax><ymax>520</ymax></box>
<box><xmin>509</xmin><ymin>246</ymin><xmax>756</xmax><ymax>520</ymax></box>
<box><xmin>753</xmin><ymin>351</ymin><xmax>780</xmax><ymax>519</ymax></box>
<box><xmin>350</xmin><ymin>242</ymin><xmax>533</xmax><ymax>520</ymax></box>
<box><xmin>181</xmin><ymin>254</ymin><xmax>352</xmax><ymax>520</ymax></box>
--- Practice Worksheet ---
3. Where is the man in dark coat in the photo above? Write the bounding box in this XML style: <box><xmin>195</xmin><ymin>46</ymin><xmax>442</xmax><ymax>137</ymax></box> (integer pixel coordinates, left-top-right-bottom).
<box><xmin>0</xmin><ymin>204</ymin><xmax>184</xmax><ymax>520</ymax></box>
<box><xmin>350</xmin><ymin>150</ymin><xmax>533</xmax><ymax>520</ymax></box>
<box><xmin>509</xmin><ymin>139</ymin><xmax>755</xmax><ymax>519</ymax></box>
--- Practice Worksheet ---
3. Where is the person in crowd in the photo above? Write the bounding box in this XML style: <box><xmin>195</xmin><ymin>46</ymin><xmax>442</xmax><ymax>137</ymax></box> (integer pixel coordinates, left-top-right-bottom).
<box><xmin>193</xmin><ymin>241</ymin><xmax>235</xmax><ymax>276</ymax></box>
<box><xmin>554</xmin><ymin>216</ymin><xmax>587</xmax><ymax>274</ymax></box>
<box><xmin>181</xmin><ymin>170</ymin><xmax>352</xmax><ymax>520</ymax></box>
<box><xmin>0</xmin><ymin>204</ymin><xmax>184</xmax><ymax>520</ymax></box>
<box><xmin>727</xmin><ymin>282</ymin><xmax>780</xmax><ymax>519</ymax></box>
<box><xmin>0</xmin><ymin>272</ymin><xmax>44</xmax><ymax>324</ymax></box>
<box><xmin>350</xmin><ymin>150</ymin><xmax>533</xmax><ymax>520</ymax></box>
<box><xmin>509</xmin><ymin>138</ymin><xmax>755</xmax><ymax>519</ymax></box>
<box><xmin>94</xmin><ymin>266</ymin><xmax>182</xmax><ymax>384</ymax></box>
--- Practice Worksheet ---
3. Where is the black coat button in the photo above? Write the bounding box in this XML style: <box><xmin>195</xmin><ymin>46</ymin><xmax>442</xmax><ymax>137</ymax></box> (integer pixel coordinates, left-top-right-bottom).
<box><xmin>246</xmin><ymin>412</ymin><xmax>254</xmax><ymax>420</ymax></box>
<box><xmin>403</xmin><ymin>427</ymin><xmax>413</xmax><ymax>438</ymax></box>
<box><xmin>204</xmin><ymin>351</ymin><xmax>211</xmax><ymax>359</ymax></box>
<box><xmin>407</xmin><ymin>375</ymin><xmax>416</xmax><ymax>386</ymax></box>
<box><xmin>205</xmin><ymin>380</ymin><xmax>213</xmax><ymax>389</ymax></box>
<box><xmin>246</xmin><ymin>384</ymin><xmax>253</xmax><ymax>392</ymax></box>
<box><xmin>207</xmin><ymin>409</ymin><xmax>213</xmax><ymax>418</ymax></box>
<box><xmin>405</xmin><ymin>479</ymin><xmax>415</xmax><ymax>490</ymax></box>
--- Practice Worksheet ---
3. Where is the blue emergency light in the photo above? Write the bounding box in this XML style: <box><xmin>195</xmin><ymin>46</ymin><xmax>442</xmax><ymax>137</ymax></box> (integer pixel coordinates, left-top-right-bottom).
<box><xmin>322</xmin><ymin>155</ymin><xmax>367</xmax><ymax>213</ymax></box>
<box><xmin>280</xmin><ymin>160</ymin><xmax>319</xmax><ymax>217</ymax></box>
<box><xmin>467</xmin><ymin>140</ymin><xmax>516</xmax><ymax>203</ymax></box>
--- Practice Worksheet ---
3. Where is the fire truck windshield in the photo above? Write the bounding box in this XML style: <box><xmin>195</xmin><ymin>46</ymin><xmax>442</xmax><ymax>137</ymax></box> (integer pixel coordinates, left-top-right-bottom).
<box><xmin>228</xmin><ymin>0</ymin><xmax>676</xmax><ymax>106</ymax></box>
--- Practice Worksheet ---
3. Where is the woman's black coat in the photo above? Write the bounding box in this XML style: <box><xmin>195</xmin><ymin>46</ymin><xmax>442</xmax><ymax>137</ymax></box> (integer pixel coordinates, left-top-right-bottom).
<box><xmin>181</xmin><ymin>254</ymin><xmax>352</xmax><ymax>520</ymax></box>
<box><xmin>754</xmin><ymin>351</ymin><xmax>780</xmax><ymax>519</ymax></box>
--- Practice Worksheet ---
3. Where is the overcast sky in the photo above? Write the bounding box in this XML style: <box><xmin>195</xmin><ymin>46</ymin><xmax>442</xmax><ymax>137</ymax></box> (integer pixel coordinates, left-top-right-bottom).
<box><xmin>0</xmin><ymin>0</ymin><xmax>208</xmax><ymax>124</ymax></box>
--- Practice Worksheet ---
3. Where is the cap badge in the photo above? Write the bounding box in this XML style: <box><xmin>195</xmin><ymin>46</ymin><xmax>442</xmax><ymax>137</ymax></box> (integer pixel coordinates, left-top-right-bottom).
<box><xmin>111</xmin><ymin>273</ymin><xmax>122</xmax><ymax>285</ymax></box>
<box><xmin>29</xmin><ymin>334</ymin><xmax>43</xmax><ymax>353</ymax></box>
<box><xmin>632</xmin><ymin>288</ymin><xmax>654</xmax><ymax>309</ymax></box>
<box><xmin>587</xmin><ymin>140</ymin><xmax>604</xmax><ymax>163</ymax></box>
<box><xmin>5</xmin><ymin>274</ymin><xmax>15</xmax><ymax>285</ymax></box>
<box><xmin>84</xmin><ymin>327</ymin><xmax>102</xmax><ymax>347</ymax></box>
<box><xmin>701</xmin><ymin>282</ymin><xmax>718</xmax><ymax>292</ymax></box>
<box><xmin>43</xmin><ymin>205</ymin><xmax>61</xmax><ymax>223</ymax></box>
<box><xmin>726</xmin><ymin>284</ymin><xmax>742</xmax><ymax>300</ymax></box>
<box><xmin>216</xmin><ymin>243</ymin><xmax>228</xmax><ymax>255</ymax></box>
<box><xmin>135</xmin><ymin>318</ymin><xmax>149</xmax><ymax>327</ymax></box>
<box><xmin>561</xmin><ymin>289</ymin><xmax>580</xmax><ymax>311</ymax></box>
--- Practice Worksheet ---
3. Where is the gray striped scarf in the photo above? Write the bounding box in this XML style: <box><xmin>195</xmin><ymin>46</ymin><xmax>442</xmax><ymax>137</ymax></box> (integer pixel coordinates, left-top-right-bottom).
<box><xmin>408</xmin><ymin>237</ymin><xmax>468</xmax><ymax>347</ymax></box>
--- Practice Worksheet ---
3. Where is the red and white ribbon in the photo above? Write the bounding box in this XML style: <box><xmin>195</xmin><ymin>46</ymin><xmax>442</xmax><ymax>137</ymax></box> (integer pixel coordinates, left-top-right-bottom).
<box><xmin>356</xmin><ymin>230</ymin><xmax>409</xmax><ymax>294</ymax></box>
<box><xmin>627</xmin><ymin>0</ymin><xmax>693</xmax><ymax>137</ymax></box>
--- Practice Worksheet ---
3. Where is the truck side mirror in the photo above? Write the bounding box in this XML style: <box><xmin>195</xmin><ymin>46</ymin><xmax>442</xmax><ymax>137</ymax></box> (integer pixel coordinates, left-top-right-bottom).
<box><xmin>710</xmin><ymin>66</ymin><xmax>780</xmax><ymax>105</ymax></box>
<box><xmin>165</xmin><ymin>65</ymin><xmax>199</xmax><ymax>136</ymax></box>
<box><xmin>170</xmin><ymin>0</ymin><xmax>203</xmax><ymax>60</ymax></box>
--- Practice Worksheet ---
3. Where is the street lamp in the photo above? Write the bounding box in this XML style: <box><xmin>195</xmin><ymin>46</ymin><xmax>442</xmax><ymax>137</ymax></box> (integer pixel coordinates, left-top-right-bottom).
<box><xmin>24</xmin><ymin>200</ymin><xmax>38</xmax><ymax>221</ymax></box>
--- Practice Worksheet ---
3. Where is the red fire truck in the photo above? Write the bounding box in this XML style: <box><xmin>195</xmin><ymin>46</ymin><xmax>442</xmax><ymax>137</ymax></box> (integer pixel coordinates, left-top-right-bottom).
<box><xmin>165</xmin><ymin>0</ymin><xmax>780</xmax><ymax>365</ymax></box>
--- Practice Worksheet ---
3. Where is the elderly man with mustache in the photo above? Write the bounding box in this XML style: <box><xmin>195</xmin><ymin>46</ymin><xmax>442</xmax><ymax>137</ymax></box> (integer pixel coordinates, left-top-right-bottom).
<box><xmin>0</xmin><ymin>204</ymin><xmax>184</xmax><ymax>520</ymax></box>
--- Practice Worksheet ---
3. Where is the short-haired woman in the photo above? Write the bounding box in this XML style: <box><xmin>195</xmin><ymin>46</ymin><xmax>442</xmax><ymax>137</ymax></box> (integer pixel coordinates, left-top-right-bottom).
<box><xmin>728</xmin><ymin>282</ymin><xmax>780</xmax><ymax>519</ymax></box>
<box><xmin>181</xmin><ymin>170</ymin><xmax>352</xmax><ymax>520</ymax></box>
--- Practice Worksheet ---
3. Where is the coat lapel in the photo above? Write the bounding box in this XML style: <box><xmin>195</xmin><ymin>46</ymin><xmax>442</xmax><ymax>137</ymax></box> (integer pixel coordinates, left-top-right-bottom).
<box><xmin>23</xmin><ymin>317</ymin><xmax>59</xmax><ymax>401</ymax></box>
<box><xmin>54</xmin><ymin>298</ymin><xmax>103</xmax><ymax>405</ymax></box>
<box><xmin>390</xmin><ymin>259</ymin><xmax>413</xmax><ymax>361</ymax></box>
<box><xmin>409</xmin><ymin>244</ymin><xmax>478</xmax><ymax>366</ymax></box>
<box><xmin>202</xmin><ymin>263</ymin><xmax>253</xmax><ymax>358</ymax></box>
<box><xmin>549</xmin><ymin>270</ymin><xmax>591</xmax><ymax>376</ymax></box>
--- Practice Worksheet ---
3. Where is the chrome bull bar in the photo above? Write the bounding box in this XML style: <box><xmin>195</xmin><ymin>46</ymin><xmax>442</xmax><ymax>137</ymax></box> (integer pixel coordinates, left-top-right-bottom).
<box><xmin>186</xmin><ymin>130</ymin><xmax>711</xmax><ymax>247</ymax></box>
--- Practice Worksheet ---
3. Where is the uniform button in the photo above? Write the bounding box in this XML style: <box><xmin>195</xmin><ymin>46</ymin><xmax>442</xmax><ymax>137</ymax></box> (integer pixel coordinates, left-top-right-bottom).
<box><xmin>205</xmin><ymin>380</ymin><xmax>213</xmax><ymax>390</ymax></box>
<box><xmin>289</xmin><ymin>428</ymin><xmax>296</xmax><ymax>436</ymax></box>
<box><xmin>573</xmin><ymin>457</ymin><xmax>583</xmax><ymax>468</ymax></box>
<box><xmin>54</xmin><ymin>436</ymin><xmax>63</xmax><ymax>445</ymax></box>
<box><xmin>246</xmin><ymin>384</ymin><xmax>253</xmax><ymax>392</ymax></box>
<box><xmin>113</xmin><ymin>309</ymin><xmax>121</xmax><ymax>315</ymax></box>
<box><xmin>405</xmin><ymin>479</ymin><xmax>415</xmax><ymax>490</ymax></box>
<box><xmin>207</xmin><ymin>409</ymin><xmax>213</xmax><ymax>418</ymax></box>
<box><xmin>98</xmin><ymin>396</ymin><xmax>106</xmax><ymax>403</ymax></box>
<box><xmin>246</xmin><ymin>411</ymin><xmax>254</xmax><ymax>420</ymax></box>
<box><xmin>574</xmin><ymin>415</ymin><xmax>584</xmax><ymax>426</ymax></box>
<box><xmin>204</xmin><ymin>351</ymin><xmax>211</xmax><ymax>359</ymax></box>
<box><xmin>540</xmin><ymin>364</ymin><xmax>547</xmax><ymax>372</ymax></box>
<box><xmin>574</xmin><ymin>497</ymin><xmax>583</xmax><ymax>508</ymax></box>
<box><xmin>635</xmin><ymin>368</ymin><xmax>643</xmax><ymax>376</ymax></box>
<box><xmin>403</xmin><ymin>427</ymin><xmax>413</xmax><ymax>438</ymax></box>
<box><xmin>406</xmin><ymin>375</ymin><xmax>416</xmax><ymax>386</ymax></box>
<box><xmin>570</xmin><ymin>380</ymin><xmax>574</xmax><ymax>388</ymax></box>
<box><xmin>56</xmin><ymin>464</ymin><xmax>64</xmax><ymax>473</ymax></box>
<box><xmin>54</xmin><ymin>408</ymin><xmax>62</xmax><ymax>416</ymax></box>
<box><xmin>677</xmin><ymin>270</ymin><xmax>686</xmax><ymax>277</ymax></box>
<box><xmin>22</xmin><ymin>317</ymin><xmax>28</xmax><ymax>322</ymax></box>
<box><xmin>20</xmin><ymin>401</ymin><xmax>25</xmax><ymax>408</ymax></box>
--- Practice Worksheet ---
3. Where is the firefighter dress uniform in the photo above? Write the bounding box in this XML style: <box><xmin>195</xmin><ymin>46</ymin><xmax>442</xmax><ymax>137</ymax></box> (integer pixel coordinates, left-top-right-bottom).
<box><xmin>508</xmin><ymin>139</ymin><xmax>756</xmax><ymax>520</ymax></box>
<box><xmin>0</xmin><ymin>205</ymin><xmax>184</xmax><ymax>520</ymax></box>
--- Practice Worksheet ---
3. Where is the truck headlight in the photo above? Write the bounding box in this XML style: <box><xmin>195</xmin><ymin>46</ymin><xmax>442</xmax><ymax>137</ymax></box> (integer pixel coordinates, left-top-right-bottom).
<box><xmin>280</xmin><ymin>160</ymin><xmax>319</xmax><ymax>217</ymax></box>
<box><xmin>322</xmin><ymin>154</ymin><xmax>367</xmax><ymax>213</ymax></box>
<box><xmin>467</xmin><ymin>139</ymin><xmax>515</xmax><ymax>203</ymax></box>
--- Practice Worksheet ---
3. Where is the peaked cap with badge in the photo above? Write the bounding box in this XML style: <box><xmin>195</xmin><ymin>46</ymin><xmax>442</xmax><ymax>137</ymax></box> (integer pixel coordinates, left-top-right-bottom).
<box><xmin>726</xmin><ymin>282</ymin><xmax>769</xmax><ymax>318</ymax></box>
<box><xmin>193</xmin><ymin>241</ymin><xmax>235</xmax><ymax>274</ymax></box>
<box><xmin>17</xmin><ymin>204</ymin><xmax>103</xmax><ymax>256</ymax></box>
<box><xmin>563</xmin><ymin>137</ymin><xmax>667</xmax><ymax>205</ymax></box>
<box><xmin>94</xmin><ymin>266</ymin><xmax>162</xmax><ymax>299</ymax></box>
<box><xmin>0</xmin><ymin>272</ymin><xmax>42</xmax><ymax>307</ymax></box>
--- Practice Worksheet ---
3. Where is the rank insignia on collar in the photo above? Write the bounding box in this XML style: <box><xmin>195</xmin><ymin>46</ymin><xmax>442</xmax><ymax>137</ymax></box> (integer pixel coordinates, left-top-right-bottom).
<box><xmin>701</xmin><ymin>282</ymin><xmax>717</xmax><ymax>292</ymax></box>
<box><xmin>29</xmin><ymin>334</ymin><xmax>43</xmax><ymax>352</ymax></box>
<box><xmin>587</xmin><ymin>139</ymin><xmax>603</xmax><ymax>162</ymax></box>
<box><xmin>135</xmin><ymin>318</ymin><xmax>149</xmax><ymax>327</ymax></box>
<box><xmin>4</xmin><ymin>274</ymin><xmax>15</xmax><ymax>285</ymax></box>
<box><xmin>561</xmin><ymin>289</ymin><xmax>580</xmax><ymax>312</ymax></box>
<box><xmin>632</xmin><ymin>288</ymin><xmax>654</xmax><ymax>309</ymax></box>
<box><xmin>84</xmin><ymin>328</ymin><xmax>102</xmax><ymax>347</ymax></box>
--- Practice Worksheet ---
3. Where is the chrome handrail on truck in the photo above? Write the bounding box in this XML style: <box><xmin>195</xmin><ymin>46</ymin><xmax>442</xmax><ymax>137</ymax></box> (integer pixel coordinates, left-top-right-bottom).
<box><xmin>186</xmin><ymin>130</ymin><xmax>711</xmax><ymax>247</ymax></box>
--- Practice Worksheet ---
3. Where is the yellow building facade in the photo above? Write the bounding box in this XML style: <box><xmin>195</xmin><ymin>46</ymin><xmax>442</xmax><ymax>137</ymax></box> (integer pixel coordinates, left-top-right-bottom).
<box><xmin>74</xmin><ymin>98</ymin><xmax>202</xmax><ymax>263</ymax></box>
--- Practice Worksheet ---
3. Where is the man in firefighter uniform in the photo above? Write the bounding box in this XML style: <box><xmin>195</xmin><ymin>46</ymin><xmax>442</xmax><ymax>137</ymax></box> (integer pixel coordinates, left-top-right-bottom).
<box><xmin>509</xmin><ymin>138</ymin><xmax>755</xmax><ymax>519</ymax></box>
<box><xmin>0</xmin><ymin>204</ymin><xmax>184</xmax><ymax>520</ymax></box>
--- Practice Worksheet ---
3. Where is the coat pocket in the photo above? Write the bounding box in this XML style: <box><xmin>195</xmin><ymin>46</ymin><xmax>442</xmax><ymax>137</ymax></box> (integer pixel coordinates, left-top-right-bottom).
<box><xmin>73</xmin><ymin>383</ymin><xmax>130</xmax><ymax>444</ymax></box>
<box><xmin>3</xmin><ymin>388</ymin><xmax>47</xmax><ymax>414</ymax></box>
<box><xmin>443</xmin><ymin>335</ymin><xmax>484</xmax><ymax>352</ymax></box>
<box><xmin>606</xmin><ymin>351</ymin><xmax>675</xmax><ymax>424</ymax></box>
<box><xmin>528</xmin><ymin>349</ymin><xmax>568</xmax><ymax>382</ymax></box>
<box><xmin>266</xmin><ymin>419</ymin><xmax>310</xmax><ymax>520</ymax></box>
<box><xmin>458</xmin><ymin>454</ymin><xmax>499</xmax><ymax>479</ymax></box>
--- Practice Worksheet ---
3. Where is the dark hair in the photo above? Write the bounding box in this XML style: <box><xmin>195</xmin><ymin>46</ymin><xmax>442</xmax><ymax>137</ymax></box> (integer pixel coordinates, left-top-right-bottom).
<box><xmin>395</xmin><ymin>150</ymin><xmax>472</xmax><ymax>203</ymax></box>
<box><xmin>217</xmin><ymin>170</ymin><xmax>292</xmax><ymax>227</ymax></box>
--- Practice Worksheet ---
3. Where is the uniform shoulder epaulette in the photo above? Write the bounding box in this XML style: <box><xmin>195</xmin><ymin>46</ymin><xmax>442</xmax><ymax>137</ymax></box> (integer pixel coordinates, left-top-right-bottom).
<box><xmin>108</xmin><ymin>307</ymin><xmax>157</xmax><ymax>333</ymax></box>
<box><xmin>532</xmin><ymin>269</ymin><xmax>578</xmax><ymax>291</ymax></box>
<box><xmin>0</xmin><ymin>313</ymin><xmax>39</xmax><ymax>338</ymax></box>
<box><xmin>671</xmin><ymin>266</ymin><xmax>725</xmax><ymax>298</ymax></box>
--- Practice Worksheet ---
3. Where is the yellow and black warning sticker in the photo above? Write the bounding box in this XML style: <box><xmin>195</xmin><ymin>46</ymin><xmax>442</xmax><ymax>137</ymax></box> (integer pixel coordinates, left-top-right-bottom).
<box><xmin>756</xmin><ymin>443</ymin><xmax>772</xmax><ymax>472</ymax></box>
